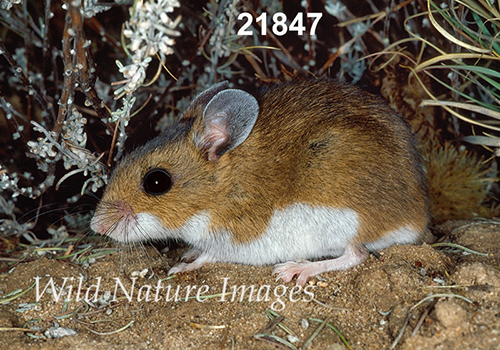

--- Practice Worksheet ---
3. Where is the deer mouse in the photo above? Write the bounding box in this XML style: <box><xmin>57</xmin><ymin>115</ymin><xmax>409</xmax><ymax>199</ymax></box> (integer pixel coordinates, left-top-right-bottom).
<box><xmin>91</xmin><ymin>79</ymin><xmax>429</xmax><ymax>285</ymax></box>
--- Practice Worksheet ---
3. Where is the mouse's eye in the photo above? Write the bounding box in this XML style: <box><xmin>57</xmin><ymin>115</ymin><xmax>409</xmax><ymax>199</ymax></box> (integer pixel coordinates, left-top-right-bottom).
<box><xmin>143</xmin><ymin>168</ymin><xmax>173</xmax><ymax>195</ymax></box>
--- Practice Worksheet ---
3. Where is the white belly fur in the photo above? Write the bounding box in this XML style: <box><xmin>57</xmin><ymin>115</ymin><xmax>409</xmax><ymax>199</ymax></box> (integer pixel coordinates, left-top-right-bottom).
<box><xmin>133</xmin><ymin>203</ymin><xmax>421</xmax><ymax>265</ymax></box>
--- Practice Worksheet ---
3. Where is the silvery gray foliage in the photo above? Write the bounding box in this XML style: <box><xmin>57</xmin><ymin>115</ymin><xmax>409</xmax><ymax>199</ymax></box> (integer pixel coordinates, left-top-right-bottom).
<box><xmin>0</xmin><ymin>194</ymin><xmax>35</xmax><ymax>239</ymax></box>
<box><xmin>0</xmin><ymin>0</ymin><xmax>21</xmax><ymax>10</ymax></box>
<box><xmin>206</xmin><ymin>0</ymin><xmax>238</xmax><ymax>58</ymax></box>
<box><xmin>110</xmin><ymin>0</ymin><xmax>181</xmax><ymax>161</ymax></box>
<box><xmin>0</xmin><ymin>161</ymin><xmax>54</xmax><ymax>199</ymax></box>
<box><xmin>324</xmin><ymin>0</ymin><xmax>368</xmax><ymax>83</ymax></box>
<box><xmin>26</xmin><ymin>108</ymin><xmax>108</xmax><ymax>194</ymax></box>
<box><xmin>115</xmin><ymin>0</ymin><xmax>181</xmax><ymax>97</ymax></box>
<box><xmin>82</xmin><ymin>0</ymin><xmax>112</xmax><ymax>18</ymax></box>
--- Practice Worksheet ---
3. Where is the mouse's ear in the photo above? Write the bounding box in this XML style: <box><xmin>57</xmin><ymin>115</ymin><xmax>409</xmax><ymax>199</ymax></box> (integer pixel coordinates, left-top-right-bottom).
<box><xmin>187</xmin><ymin>81</ymin><xmax>229</xmax><ymax>111</ymax></box>
<box><xmin>194</xmin><ymin>89</ymin><xmax>259</xmax><ymax>162</ymax></box>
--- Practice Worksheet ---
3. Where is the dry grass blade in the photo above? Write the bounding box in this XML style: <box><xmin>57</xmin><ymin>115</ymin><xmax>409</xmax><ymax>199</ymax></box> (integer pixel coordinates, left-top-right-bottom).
<box><xmin>185</xmin><ymin>292</ymin><xmax>229</xmax><ymax>301</ymax></box>
<box><xmin>414</xmin><ymin>72</ymin><xmax>500</xmax><ymax>131</ymax></box>
<box><xmin>303</xmin><ymin>318</ymin><xmax>328</xmax><ymax>349</ymax></box>
<box><xmin>265</xmin><ymin>308</ymin><xmax>297</xmax><ymax>336</ymax></box>
<box><xmin>252</xmin><ymin>309</ymin><xmax>299</xmax><ymax>349</ymax></box>
<box><xmin>420</xmin><ymin>100</ymin><xmax>500</xmax><ymax>121</ymax></box>
<box><xmin>190</xmin><ymin>322</ymin><xmax>226</xmax><ymax>330</ymax></box>
<box><xmin>427</xmin><ymin>0</ymin><xmax>491</xmax><ymax>53</ymax></box>
<box><xmin>431</xmin><ymin>242</ymin><xmax>490</xmax><ymax>256</ymax></box>
<box><xmin>390</xmin><ymin>311</ymin><xmax>413</xmax><ymax>349</ymax></box>
<box><xmin>0</xmin><ymin>280</ymin><xmax>36</xmax><ymax>304</ymax></box>
<box><xmin>411</xmin><ymin>299</ymin><xmax>439</xmax><ymax>336</ymax></box>
<box><xmin>81</xmin><ymin>320</ymin><xmax>134</xmax><ymax>335</ymax></box>
<box><xmin>462</xmin><ymin>135</ymin><xmax>500</xmax><ymax>147</ymax></box>
<box><xmin>259</xmin><ymin>314</ymin><xmax>284</xmax><ymax>334</ymax></box>
<box><xmin>253</xmin><ymin>333</ymin><xmax>298</xmax><ymax>350</ymax></box>
<box><xmin>414</xmin><ymin>54</ymin><xmax>500</xmax><ymax>73</ymax></box>
<box><xmin>309</xmin><ymin>317</ymin><xmax>352</xmax><ymax>349</ymax></box>
<box><xmin>411</xmin><ymin>293</ymin><xmax>473</xmax><ymax>311</ymax></box>
<box><xmin>0</xmin><ymin>327</ymin><xmax>38</xmax><ymax>332</ymax></box>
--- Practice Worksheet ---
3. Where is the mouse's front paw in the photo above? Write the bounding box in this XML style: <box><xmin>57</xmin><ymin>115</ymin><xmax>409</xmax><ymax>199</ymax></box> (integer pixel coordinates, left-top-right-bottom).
<box><xmin>168</xmin><ymin>252</ymin><xmax>217</xmax><ymax>276</ymax></box>
<box><xmin>168</xmin><ymin>261</ymin><xmax>205</xmax><ymax>275</ymax></box>
<box><xmin>168</xmin><ymin>262</ymin><xmax>191</xmax><ymax>276</ymax></box>
<box><xmin>181</xmin><ymin>249</ymin><xmax>201</xmax><ymax>262</ymax></box>
<box><xmin>273</xmin><ymin>260</ymin><xmax>313</xmax><ymax>285</ymax></box>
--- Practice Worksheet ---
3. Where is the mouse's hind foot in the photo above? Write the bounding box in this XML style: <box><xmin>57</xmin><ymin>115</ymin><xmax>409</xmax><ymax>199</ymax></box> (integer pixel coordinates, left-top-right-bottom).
<box><xmin>273</xmin><ymin>244</ymin><xmax>368</xmax><ymax>285</ymax></box>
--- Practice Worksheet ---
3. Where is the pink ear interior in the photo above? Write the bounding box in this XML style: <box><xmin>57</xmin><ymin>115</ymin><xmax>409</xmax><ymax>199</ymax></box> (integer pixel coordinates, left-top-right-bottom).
<box><xmin>202</xmin><ymin>115</ymin><xmax>229</xmax><ymax>162</ymax></box>
<box><xmin>193</xmin><ymin>88</ymin><xmax>259</xmax><ymax>162</ymax></box>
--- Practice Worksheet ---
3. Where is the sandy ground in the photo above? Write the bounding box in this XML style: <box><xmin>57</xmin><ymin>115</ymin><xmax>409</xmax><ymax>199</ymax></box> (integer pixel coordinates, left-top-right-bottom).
<box><xmin>0</xmin><ymin>219</ymin><xmax>499</xmax><ymax>349</ymax></box>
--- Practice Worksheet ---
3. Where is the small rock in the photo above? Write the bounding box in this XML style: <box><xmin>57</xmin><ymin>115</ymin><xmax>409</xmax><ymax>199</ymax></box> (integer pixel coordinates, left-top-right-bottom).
<box><xmin>45</xmin><ymin>326</ymin><xmax>77</xmax><ymax>339</ymax></box>
<box><xmin>301</xmin><ymin>318</ymin><xmax>309</xmax><ymax>329</ymax></box>
<box><xmin>435</xmin><ymin>300</ymin><xmax>468</xmax><ymax>329</ymax></box>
